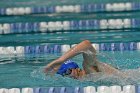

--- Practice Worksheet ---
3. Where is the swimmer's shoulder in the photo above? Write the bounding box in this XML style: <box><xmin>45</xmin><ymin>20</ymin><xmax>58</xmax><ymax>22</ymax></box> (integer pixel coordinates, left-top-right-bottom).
<box><xmin>96</xmin><ymin>61</ymin><xmax>121</xmax><ymax>74</ymax></box>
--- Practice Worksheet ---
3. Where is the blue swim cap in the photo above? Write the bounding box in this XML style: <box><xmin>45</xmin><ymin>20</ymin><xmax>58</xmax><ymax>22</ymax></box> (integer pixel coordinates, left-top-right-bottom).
<box><xmin>57</xmin><ymin>60</ymin><xmax>79</xmax><ymax>76</ymax></box>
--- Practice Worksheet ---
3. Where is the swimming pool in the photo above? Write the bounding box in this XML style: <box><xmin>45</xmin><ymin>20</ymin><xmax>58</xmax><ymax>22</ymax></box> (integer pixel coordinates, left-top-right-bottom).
<box><xmin>0</xmin><ymin>0</ymin><xmax>140</xmax><ymax>93</ymax></box>
<box><xmin>0</xmin><ymin>40</ymin><xmax>140</xmax><ymax>88</ymax></box>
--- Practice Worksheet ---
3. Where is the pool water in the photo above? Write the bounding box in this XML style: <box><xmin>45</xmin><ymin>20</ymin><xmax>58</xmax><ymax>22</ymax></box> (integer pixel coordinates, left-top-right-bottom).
<box><xmin>0</xmin><ymin>50</ymin><xmax>140</xmax><ymax>88</ymax></box>
<box><xmin>0</xmin><ymin>0</ymin><xmax>140</xmax><ymax>89</ymax></box>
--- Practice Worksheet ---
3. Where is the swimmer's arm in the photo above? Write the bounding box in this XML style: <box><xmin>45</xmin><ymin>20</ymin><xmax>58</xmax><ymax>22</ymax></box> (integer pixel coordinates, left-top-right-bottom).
<box><xmin>44</xmin><ymin>40</ymin><xmax>96</xmax><ymax>72</ymax></box>
<box><xmin>44</xmin><ymin>59</ymin><xmax>62</xmax><ymax>73</ymax></box>
<box><xmin>96</xmin><ymin>61</ymin><xmax>125</xmax><ymax>75</ymax></box>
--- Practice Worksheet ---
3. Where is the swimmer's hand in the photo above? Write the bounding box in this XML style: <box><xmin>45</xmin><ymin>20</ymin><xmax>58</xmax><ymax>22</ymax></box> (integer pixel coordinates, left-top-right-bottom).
<box><xmin>44</xmin><ymin>60</ymin><xmax>61</xmax><ymax>75</ymax></box>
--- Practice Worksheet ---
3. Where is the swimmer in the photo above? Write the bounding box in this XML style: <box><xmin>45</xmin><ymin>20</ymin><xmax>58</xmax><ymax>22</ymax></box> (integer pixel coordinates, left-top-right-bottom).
<box><xmin>44</xmin><ymin>40</ymin><xmax>125</xmax><ymax>79</ymax></box>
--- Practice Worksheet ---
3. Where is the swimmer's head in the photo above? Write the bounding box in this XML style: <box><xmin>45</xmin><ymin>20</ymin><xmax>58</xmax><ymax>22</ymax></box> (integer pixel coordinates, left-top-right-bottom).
<box><xmin>57</xmin><ymin>60</ymin><xmax>79</xmax><ymax>76</ymax></box>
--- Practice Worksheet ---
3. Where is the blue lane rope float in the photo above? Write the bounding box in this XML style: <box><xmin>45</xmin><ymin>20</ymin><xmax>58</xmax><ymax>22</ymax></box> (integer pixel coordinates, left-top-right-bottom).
<box><xmin>60</xmin><ymin>87</ymin><xmax>66</xmax><ymax>93</ymax></box>
<box><xmin>0</xmin><ymin>18</ymin><xmax>140</xmax><ymax>34</ymax></box>
<box><xmin>0</xmin><ymin>42</ymin><xmax>139</xmax><ymax>55</ymax></box>
<box><xmin>0</xmin><ymin>2</ymin><xmax>140</xmax><ymax>16</ymax></box>
<box><xmin>33</xmin><ymin>88</ymin><xmax>40</xmax><ymax>93</ymax></box>
<box><xmin>0</xmin><ymin>85</ymin><xmax>136</xmax><ymax>93</ymax></box>
<box><xmin>136</xmin><ymin>85</ymin><xmax>140</xmax><ymax>93</ymax></box>
<box><xmin>99</xmin><ymin>42</ymin><xmax>138</xmax><ymax>51</ymax></box>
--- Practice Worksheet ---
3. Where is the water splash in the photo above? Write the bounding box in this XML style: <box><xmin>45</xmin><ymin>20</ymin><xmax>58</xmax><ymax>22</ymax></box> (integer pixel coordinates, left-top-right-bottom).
<box><xmin>31</xmin><ymin>67</ymin><xmax>86</xmax><ymax>86</ymax></box>
<box><xmin>82</xmin><ymin>68</ymin><xmax>140</xmax><ymax>86</ymax></box>
<box><xmin>31</xmin><ymin>50</ymin><xmax>140</xmax><ymax>86</ymax></box>
<box><xmin>31</xmin><ymin>65</ymin><xmax>140</xmax><ymax>86</ymax></box>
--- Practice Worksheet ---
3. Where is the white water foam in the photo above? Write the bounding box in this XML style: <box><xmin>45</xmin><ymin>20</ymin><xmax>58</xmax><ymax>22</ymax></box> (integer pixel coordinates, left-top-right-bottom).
<box><xmin>82</xmin><ymin>68</ymin><xmax>140</xmax><ymax>85</ymax></box>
